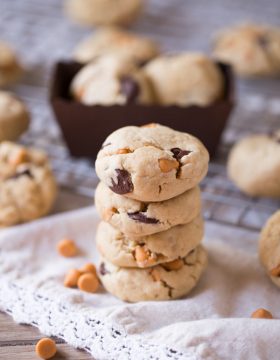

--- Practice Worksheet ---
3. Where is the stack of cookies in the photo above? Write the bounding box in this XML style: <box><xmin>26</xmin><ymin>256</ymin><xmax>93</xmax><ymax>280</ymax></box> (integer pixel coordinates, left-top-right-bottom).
<box><xmin>95</xmin><ymin>123</ymin><xmax>209</xmax><ymax>302</ymax></box>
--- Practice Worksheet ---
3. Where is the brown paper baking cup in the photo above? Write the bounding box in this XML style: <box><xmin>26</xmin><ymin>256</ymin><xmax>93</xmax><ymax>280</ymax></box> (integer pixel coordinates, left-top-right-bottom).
<box><xmin>50</xmin><ymin>61</ymin><xmax>234</xmax><ymax>158</ymax></box>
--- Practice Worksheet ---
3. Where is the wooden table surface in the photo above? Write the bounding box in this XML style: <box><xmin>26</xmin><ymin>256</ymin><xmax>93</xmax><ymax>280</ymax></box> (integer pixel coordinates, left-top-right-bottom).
<box><xmin>0</xmin><ymin>0</ymin><xmax>280</xmax><ymax>359</ymax></box>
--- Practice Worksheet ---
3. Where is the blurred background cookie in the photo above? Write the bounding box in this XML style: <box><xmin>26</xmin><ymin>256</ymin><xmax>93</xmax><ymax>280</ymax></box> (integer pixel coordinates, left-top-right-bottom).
<box><xmin>144</xmin><ymin>53</ymin><xmax>224</xmax><ymax>106</ymax></box>
<box><xmin>0</xmin><ymin>91</ymin><xmax>30</xmax><ymax>142</ymax></box>
<box><xmin>0</xmin><ymin>142</ymin><xmax>57</xmax><ymax>227</ymax></box>
<box><xmin>73</xmin><ymin>27</ymin><xmax>160</xmax><ymax>65</ymax></box>
<box><xmin>0</xmin><ymin>41</ymin><xmax>22</xmax><ymax>87</ymax></box>
<box><xmin>70</xmin><ymin>55</ymin><xmax>154</xmax><ymax>105</ymax></box>
<box><xmin>259</xmin><ymin>210</ymin><xmax>280</xmax><ymax>288</ymax></box>
<box><xmin>213</xmin><ymin>23</ymin><xmax>280</xmax><ymax>77</ymax></box>
<box><xmin>64</xmin><ymin>0</ymin><xmax>143</xmax><ymax>27</ymax></box>
<box><xmin>227</xmin><ymin>132</ymin><xmax>280</xmax><ymax>198</ymax></box>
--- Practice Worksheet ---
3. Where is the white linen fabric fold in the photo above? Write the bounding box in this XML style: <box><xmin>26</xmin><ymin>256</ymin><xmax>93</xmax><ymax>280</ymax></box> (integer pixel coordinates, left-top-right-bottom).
<box><xmin>0</xmin><ymin>207</ymin><xmax>279</xmax><ymax>360</ymax></box>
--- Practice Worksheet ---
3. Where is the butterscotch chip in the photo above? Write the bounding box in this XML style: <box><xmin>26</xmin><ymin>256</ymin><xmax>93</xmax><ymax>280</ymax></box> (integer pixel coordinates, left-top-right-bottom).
<box><xmin>270</xmin><ymin>264</ymin><xmax>280</xmax><ymax>277</ymax></box>
<box><xmin>78</xmin><ymin>273</ymin><xmax>99</xmax><ymax>293</ymax></box>
<box><xmin>79</xmin><ymin>263</ymin><xmax>97</xmax><ymax>276</ymax></box>
<box><xmin>57</xmin><ymin>239</ymin><xmax>78</xmax><ymax>257</ymax></box>
<box><xmin>251</xmin><ymin>308</ymin><xmax>273</xmax><ymax>319</ymax></box>
<box><xmin>158</xmin><ymin>158</ymin><xmax>179</xmax><ymax>173</ymax></box>
<box><xmin>64</xmin><ymin>269</ymin><xmax>81</xmax><ymax>288</ymax></box>
<box><xmin>35</xmin><ymin>338</ymin><xmax>57</xmax><ymax>359</ymax></box>
<box><xmin>163</xmin><ymin>258</ymin><xmax>184</xmax><ymax>271</ymax></box>
<box><xmin>141</xmin><ymin>123</ymin><xmax>157</xmax><ymax>128</ymax></box>
<box><xmin>9</xmin><ymin>148</ymin><xmax>28</xmax><ymax>166</ymax></box>
<box><xmin>150</xmin><ymin>268</ymin><xmax>161</xmax><ymax>282</ymax></box>
<box><xmin>116</xmin><ymin>148</ymin><xmax>132</xmax><ymax>154</ymax></box>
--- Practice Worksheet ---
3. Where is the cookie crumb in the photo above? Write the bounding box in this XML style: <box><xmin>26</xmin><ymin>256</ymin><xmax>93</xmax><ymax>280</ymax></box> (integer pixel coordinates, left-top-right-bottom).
<box><xmin>251</xmin><ymin>308</ymin><xmax>273</xmax><ymax>319</ymax></box>
<box><xmin>35</xmin><ymin>338</ymin><xmax>57</xmax><ymax>359</ymax></box>
<box><xmin>57</xmin><ymin>238</ymin><xmax>78</xmax><ymax>257</ymax></box>
<box><xmin>78</xmin><ymin>273</ymin><xmax>99</xmax><ymax>293</ymax></box>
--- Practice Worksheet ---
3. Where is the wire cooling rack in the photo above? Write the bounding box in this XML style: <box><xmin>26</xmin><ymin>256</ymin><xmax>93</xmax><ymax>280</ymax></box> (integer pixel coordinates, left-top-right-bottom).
<box><xmin>0</xmin><ymin>0</ymin><xmax>279</xmax><ymax>231</ymax></box>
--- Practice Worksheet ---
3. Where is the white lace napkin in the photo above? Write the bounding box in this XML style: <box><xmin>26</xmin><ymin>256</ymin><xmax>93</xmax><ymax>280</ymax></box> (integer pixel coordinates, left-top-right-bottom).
<box><xmin>0</xmin><ymin>207</ymin><xmax>280</xmax><ymax>360</ymax></box>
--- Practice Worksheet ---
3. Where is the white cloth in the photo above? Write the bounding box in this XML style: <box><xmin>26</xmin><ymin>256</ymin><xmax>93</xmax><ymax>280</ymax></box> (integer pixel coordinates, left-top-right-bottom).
<box><xmin>0</xmin><ymin>207</ymin><xmax>279</xmax><ymax>360</ymax></box>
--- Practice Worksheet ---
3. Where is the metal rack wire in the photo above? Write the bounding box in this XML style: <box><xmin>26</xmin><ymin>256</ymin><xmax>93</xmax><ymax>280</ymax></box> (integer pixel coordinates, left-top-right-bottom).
<box><xmin>0</xmin><ymin>0</ymin><xmax>279</xmax><ymax>231</ymax></box>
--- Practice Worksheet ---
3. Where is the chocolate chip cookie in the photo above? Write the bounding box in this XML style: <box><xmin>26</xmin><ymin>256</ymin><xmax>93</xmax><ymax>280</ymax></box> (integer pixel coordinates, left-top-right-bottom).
<box><xmin>73</xmin><ymin>27</ymin><xmax>159</xmax><ymax>64</ymax></box>
<box><xmin>0</xmin><ymin>91</ymin><xmax>30</xmax><ymax>142</ymax></box>
<box><xmin>259</xmin><ymin>211</ymin><xmax>280</xmax><ymax>288</ymax></box>
<box><xmin>95</xmin><ymin>124</ymin><xmax>209</xmax><ymax>202</ymax></box>
<box><xmin>98</xmin><ymin>245</ymin><xmax>207</xmax><ymax>302</ymax></box>
<box><xmin>227</xmin><ymin>132</ymin><xmax>280</xmax><ymax>198</ymax></box>
<box><xmin>96</xmin><ymin>216</ymin><xmax>204</xmax><ymax>268</ymax></box>
<box><xmin>0</xmin><ymin>142</ymin><xmax>57</xmax><ymax>227</ymax></box>
<box><xmin>65</xmin><ymin>0</ymin><xmax>143</xmax><ymax>27</ymax></box>
<box><xmin>95</xmin><ymin>181</ymin><xmax>201</xmax><ymax>236</ymax></box>
<box><xmin>213</xmin><ymin>23</ymin><xmax>280</xmax><ymax>77</ymax></box>
<box><xmin>144</xmin><ymin>52</ymin><xmax>224</xmax><ymax>106</ymax></box>
<box><xmin>71</xmin><ymin>55</ymin><xmax>154</xmax><ymax>105</ymax></box>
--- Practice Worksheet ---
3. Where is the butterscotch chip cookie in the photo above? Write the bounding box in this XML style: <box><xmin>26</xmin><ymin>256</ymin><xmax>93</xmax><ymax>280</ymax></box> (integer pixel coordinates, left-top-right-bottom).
<box><xmin>259</xmin><ymin>210</ymin><xmax>280</xmax><ymax>288</ymax></box>
<box><xmin>95</xmin><ymin>124</ymin><xmax>209</xmax><ymax>202</ymax></box>
<box><xmin>144</xmin><ymin>52</ymin><xmax>224</xmax><ymax>106</ymax></box>
<box><xmin>0</xmin><ymin>91</ymin><xmax>29</xmax><ymax>142</ymax></box>
<box><xmin>96</xmin><ymin>216</ymin><xmax>204</xmax><ymax>268</ymax></box>
<box><xmin>227</xmin><ymin>132</ymin><xmax>280</xmax><ymax>198</ymax></box>
<box><xmin>0</xmin><ymin>41</ymin><xmax>22</xmax><ymax>86</ymax></box>
<box><xmin>64</xmin><ymin>0</ymin><xmax>143</xmax><ymax>27</ymax></box>
<box><xmin>73</xmin><ymin>27</ymin><xmax>160</xmax><ymax>64</ymax></box>
<box><xmin>0</xmin><ymin>142</ymin><xmax>57</xmax><ymax>227</ymax></box>
<box><xmin>95</xmin><ymin>182</ymin><xmax>201</xmax><ymax>236</ymax></box>
<box><xmin>98</xmin><ymin>245</ymin><xmax>207</xmax><ymax>302</ymax></box>
<box><xmin>213</xmin><ymin>23</ymin><xmax>280</xmax><ymax>77</ymax></box>
<box><xmin>71</xmin><ymin>55</ymin><xmax>154</xmax><ymax>105</ymax></box>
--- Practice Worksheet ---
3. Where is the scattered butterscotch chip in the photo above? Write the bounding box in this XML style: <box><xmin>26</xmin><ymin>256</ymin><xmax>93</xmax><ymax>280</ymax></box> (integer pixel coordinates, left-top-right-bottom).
<box><xmin>79</xmin><ymin>262</ymin><xmax>97</xmax><ymax>276</ymax></box>
<box><xmin>57</xmin><ymin>238</ymin><xmax>78</xmax><ymax>257</ymax></box>
<box><xmin>251</xmin><ymin>308</ymin><xmax>273</xmax><ymax>319</ymax></box>
<box><xmin>158</xmin><ymin>158</ymin><xmax>179</xmax><ymax>173</ymax></box>
<box><xmin>64</xmin><ymin>269</ymin><xmax>81</xmax><ymax>288</ymax></box>
<box><xmin>270</xmin><ymin>264</ymin><xmax>280</xmax><ymax>277</ymax></box>
<box><xmin>35</xmin><ymin>338</ymin><xmax>57</xmax><ymax>359</ymax></box>
<box><xmin>78</xmin><ymin>273</ymin><xmax>99</xmax><ymax>293</ymax></box>
<box><xmin>163</xmin><ymin>258</ymin><xmax>184</xmax><ymax>271</ymax></box>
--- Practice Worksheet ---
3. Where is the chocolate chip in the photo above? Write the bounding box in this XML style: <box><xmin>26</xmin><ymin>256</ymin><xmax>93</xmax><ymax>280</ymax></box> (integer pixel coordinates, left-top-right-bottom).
<box><xmin>257</xmin><ymin>35</ymin><xmax>269</xmax><ymax>48</ymax></box>
<box><xmin>128</xmin><ymin>212</ymin><xmax>159</xmax><ymax>224</ymax></box>
<box><xmin>120</xmin><ymin>76</ymin><xmax>140</xmax><ymax>103</ymax></box>
<box><xmin>8</xmin><ymin>169</ymin><xmax>33</xmax><ymax>180</ymax></box>
<box><xmin>99</xmin><ymin>262</ymin><xmax>109</xmax><ymax>275</ymax></box>
<box><xmin>170</xmin><ymin>148</ymin><xmax>192</xmax><ymax>160</ymax></box>
<box><xmin>110</xmin><ymin>169</ymin><xmax>134</xmax><ymax>195</ymax></box>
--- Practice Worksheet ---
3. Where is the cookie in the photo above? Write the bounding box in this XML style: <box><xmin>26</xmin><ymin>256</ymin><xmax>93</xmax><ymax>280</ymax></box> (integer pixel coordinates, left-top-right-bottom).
<box><xmin>227</xmin><ymin>132</ymin><xmax>280</xmax><ymax>198</ymax></box>
<box><xmin>0</xmin><ymin>142</ymin><xmax>57</xmax><ymax>227</ymax></box>
<box><xmin>98</xmin><ymin>245</ymin><xmax>207</xmax><ymax>302</ymax></box>
<box><xmin>213</xmin><ymin>23</ymin><xmax>280</xmax><ymax>77</ymax></box>
<box><xmin>95</xmin><ymin>124</ymin><xmax>209</xmax><ymax>202</ymax></box>
<box><xmin>65</xmin><ymin>0</ymin><xmax>142</xmax><ymax>27</ymax></box>
<box><xmin>0</xmin><ymin>41</ymin><xmax>22</xmax><ymax>86</ymax></box>
<box><xmin>73</xmin><ymin>27</ymin><xmax>159</xmax><ymax>65</ymax></box>
<box><xmin>96</xmin><ymin>216</ymin><xmax>204</xmax><ymax>268</ymax></box>
<box><xmin>0</xmin><ymin>91</ymin><xmax>30</xmax><ymax>142</ymax></box>
<box><xmin>95</xmin><ymin>181</ymin><xmax>201</xmax><ymax>236</ymax></box>
<box><xmin>144</xmin><ymin>53</ymin><xmax>224</xmax><ymax>106</ymax></box>
<box><xmin>70</xmin><ymin>55</ymin><xmax>153</xmax><ymax>105</ymax></box>
<box><xmin>259</xmin><ymin>211</ymin><xmax>280</xmax><ymax>288</ymax></box>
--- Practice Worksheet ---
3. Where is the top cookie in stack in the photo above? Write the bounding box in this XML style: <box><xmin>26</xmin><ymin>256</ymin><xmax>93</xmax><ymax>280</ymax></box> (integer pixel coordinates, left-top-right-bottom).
<box><xmin>95</xmin><ymin>123</ymin><xmax>209</xmax><ymax>202</ymax></box>
<box><xmin>95</xmin><ymin>123</ymin><xmax>209</xmax><ymax>302</ymax></box>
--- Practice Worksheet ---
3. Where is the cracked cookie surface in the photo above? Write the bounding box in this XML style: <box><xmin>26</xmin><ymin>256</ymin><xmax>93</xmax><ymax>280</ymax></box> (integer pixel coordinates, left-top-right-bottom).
<box><xmin>259</xmin><ymin>210</ymin><xmax>280</xmax><ymax>288</ymax></box>
<box><xmin>98</xmin><ymin>245</ymin><xmax>207</xmax><ymax>302</ymax></box>
<box><xmin>213</xmin><ymin>23</ymin><xmax>280</xmax><ymax>77</ymax></box>
<box><xmin>227</xmin><ymin>132</ymin><xmax>280</xmax><ymax>198</ymax></box>
<box><xmin>0</xmin><ymin>142</ymin><xmax>57</xmax><ymax>227</ymax></box>
<box><xmin>95</xmin><ymin>181</ymin><xmax>201</xmax><ymax>236</ymax></box>
<box><xmin>95</xmin><ymin>124</ymin><xmax>209</xmax><ymax>202</ymax></box>
<box><xmin>96</xmin><ymin>216</ymin><xmax>204</xmax><ymax>268</ymax></box>
<box><xmin>0</xmin><ymin>91</ymin><xmax>30</xmax><ymax>142</ymax></box>
<box><xmin>73</xmin><ymin>27</ymin><xmax>159</xmax><ymax>64</ymax></box>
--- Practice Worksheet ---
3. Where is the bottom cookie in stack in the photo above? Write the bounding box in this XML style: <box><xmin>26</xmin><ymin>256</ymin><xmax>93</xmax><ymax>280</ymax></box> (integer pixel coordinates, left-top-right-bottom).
<box><xmin>98</xmin><ymin>246</ymin><xmax>207</xmax><ymax>302</ymax></box>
